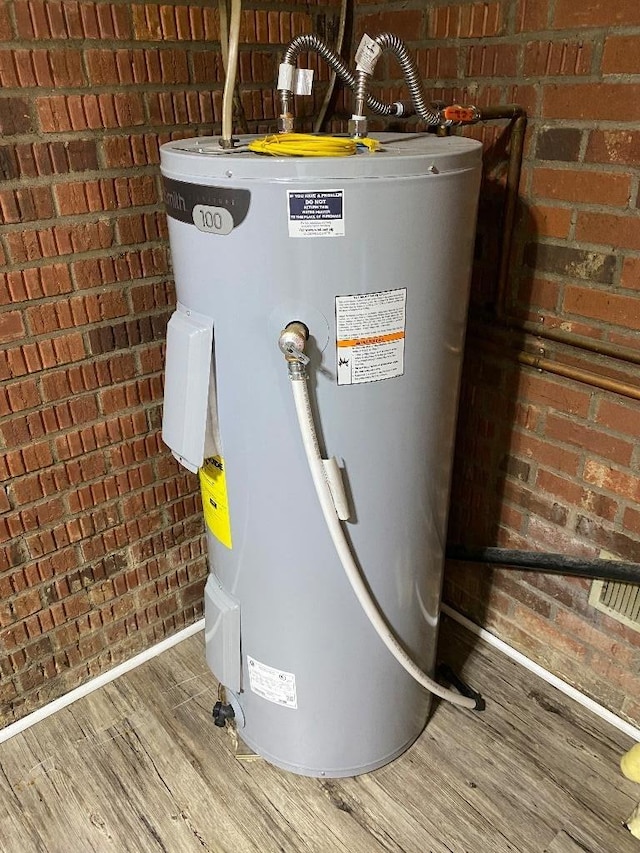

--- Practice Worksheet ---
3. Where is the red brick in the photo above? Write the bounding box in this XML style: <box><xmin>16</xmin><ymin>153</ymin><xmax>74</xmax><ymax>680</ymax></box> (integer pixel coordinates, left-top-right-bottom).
<box><xmin>564</xmin><ymin>285</ymin><xmax>640</xmax><ymax>333</ymax></box>
<box><xmin>3</xmin><ymin>378</ymin><xmax>40</xmax><ymax>413</ymax></box>
<box><xmin>204</xmin><ymin>6</ymin><xmax>221</xmax><ymax>40</ymax></box>
<box><xmin>160</xmin><ymin>49</ymin><xmax>189</xmax><ymax>85</ymax></box>
<box><xmin>623</xmin><ymin>505</ymin><xmax>640</xmax><ymax>536</ymax></box>
<box><xmin>554</xmin><ymin>0</ymin><xmax>640</xmax><ymax>27</ymax></box>
<box><xmin>517</xmin><ymin>275</ymin><xmax>561</xmax><ymax>312</ymax></box>
<box><xmin>501</xmin><ymin>478</ymin><xmax>569</xmax><ymax>526</ymax></box>
<box><xmin>509</xmin><ymin>429</ymin><xmax>581</xmax><ymax>476</ymax></box>
<box><xmin>466</xmin><ymin>43</ymin><xmax>518</xmax><ymax>77</ymax></box>
<box><xmin>0</xmin><ymin>190</ymin><xmax>19</xmax><ymax>223</ymax></box>
<box><xmin>545</xmin><ymin>413</ymin><xmax>633</xmax><ymax>465</ymax></box>
<box><xmin>0</xmin><ymin>51</ymin><xmax>19</xmax><ymax>86</ymax></box>
<box><xmin>36</xmin><ymin>95</ymin><xmax>71</xmax><ymax>132</ymax></box>
<box><xmin>0</xmin><ymin>96</ymin><xmax>34</xmax><ymax>134</ymax></box>
<box><xmin>516</xmin><ymin>369</ymin><xmax>591</xmax><ymax>417</ymax></box>
<box><xmin>555</xmin><ymin>609</ymin><xmax>636</xmax><ymax>664</ymax></box>
<box><xmin>524</xmin><ymin>40</ymin><xmax>592</xmax><ymax>77</ymax></box>
<box><xmin>12</xmin><ymin>589</ymin><xmax>41</xmax><ymax>620</ymax></box>
<box><xmin>0</xmin><ymin>311</ymin><xmax>26</xmax><ymax>344</ymax></box>
<box><xmin>0</xmin><ymin>4</ymin><xmax>12</xmax><ymax>39</ymax></box>
<box><xmin>10</xmin><ymin>140</ymin><xmax>96</xmax><ymax>177</ymax></box>
<box><xmin>187</xmin><ymin>6</ymin><xmax>204</xmax><ymax>40</ymax></box>
<box><xmin>621</xmin><ymin>257</ymin><xmax>640</xmax><ymax>290</ymax></box>
<box><xmin>525</xmin><ymin>206</ymin><xmax>572</xmax><ymax>239</ymax></box>
<box><xmin>51</xmin><ymin>48</ymin><xmax>84</xmax><ymax>87</ymax></box>
<box><xmin>543</xmin><ymin>84</ymin><xmax>640</xmax><ymax>122</ymax></box>
<box><xmin>536</xmin><ymin>469</ymin><xmax>618</xmax><ymax>522</ymax></box>
<box><xmin>515</xmin><ymin>603</ymin><xmax>589</xmax><ymax>659</ymax></box>
<box><xmin>517</xmin><ymin>0</ymin><xmax>548</xmax><ymax>31</ymax></box>
<box><xmin>252</xmin><ymin>9</ymin><xmax>265</xmax><ymax>42</ymax></box>
<box><xmin>596</xmin><ymin>399</ymin><xmax>640</xmax><ymax>437</ymax></box>
<box><xmin>357</xmin><ymin>10</ymin><xmax>424</xmax><ymax>42</ymax></box>
<box><xmin>13</xmin><ymin>1</ymin><xmax>34</xmax><ymax>38</ymax></box>
<box><xmin>85</xmin><ymin>49</ymin><xmax>119</xmax><ymax>86</ymax></box>
<box><xmin>583</xmin><ymin>460</ymin><xmax>640</xmax><ymax>501</ymax></box>
<box><xmin>575</xmin><ymin>213</ymin><xmax>640</xmax><ymax>251</ymax></box>
<box><xmin>132</xmin><ymin>4</ymin><xmax>156</xmax><ymax>40</ymax></box>
<box><xmin>586</xmin><ymin>130</ymin><xmax>640</xmax><ymax>167</ymax></box>
<box><xmin>430</xmin><ymin>3</ymin><xmax>502</xmax><ymax>38</ymax></box>
<box><xmin>602</xmin><ymin>36</ymin><xmax>640</xmax><ymax>74</ymax></box>
<box><xmin>531</xmin><ymin>168</ymin><xmax>631</xmax><ymax>207</ymax></box>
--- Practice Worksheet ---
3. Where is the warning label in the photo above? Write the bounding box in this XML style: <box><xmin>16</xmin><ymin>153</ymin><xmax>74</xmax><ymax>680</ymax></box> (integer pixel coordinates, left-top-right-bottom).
<box><xmin>199</xmin><ymin>456</ymin><xmax>232</xmax><ymax>549</ymax></box>
<box><xmin>287</xmin><ymin>190</ymin><xmax>345</xmax><ymax>238</ymax></box>
<box><xmin>335</xmin><ymin>289</ymin><xmax>407</xmax><ymax>385</ymax></box>
<box><xmin>247</xmin><ymin>656</ymin><xmax>298</xmax><ymax>709</ymax></box>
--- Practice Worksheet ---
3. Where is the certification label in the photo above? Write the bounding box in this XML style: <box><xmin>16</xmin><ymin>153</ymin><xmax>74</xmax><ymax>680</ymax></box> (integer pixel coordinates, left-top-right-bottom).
<box><xmin>287</xmin><ymin>190</ymin><xmax>345</xmax><ymax>238</ymax></box>
<box><xmin>247</xmin><ymin>656</ymin><xmax>298</xmax><ymax>709</ymax></box>
<box><xmin>199</xmin><ymin>456</ymin><xmax>232</xmax><ymax>549</ymax></box>
<box><xmin>335</xmin><ymin>288</ymin><xmax>407</xmax><ymax>385</ymax></box>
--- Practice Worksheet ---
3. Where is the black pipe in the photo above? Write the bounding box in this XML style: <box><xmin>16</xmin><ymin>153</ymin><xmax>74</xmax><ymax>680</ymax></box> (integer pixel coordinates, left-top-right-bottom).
<box><xmin>446</xmin><ymin>545</ymin><xmax>640</xmax><ymax>585</ymax></box>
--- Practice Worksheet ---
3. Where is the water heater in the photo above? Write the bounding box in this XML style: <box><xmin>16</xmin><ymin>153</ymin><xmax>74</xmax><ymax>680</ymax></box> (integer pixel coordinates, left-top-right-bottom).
<box><xmin>160</xmin><ymin>132</ymin><xmax>482</xmax><ymax>777</ymax></box>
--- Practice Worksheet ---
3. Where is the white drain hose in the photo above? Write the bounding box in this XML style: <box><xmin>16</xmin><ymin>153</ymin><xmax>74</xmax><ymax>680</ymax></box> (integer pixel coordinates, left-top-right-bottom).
<box><xmin>290</xmin><ymin>376</ymin><xmax>478</xmax><ymax>710</ymax></box>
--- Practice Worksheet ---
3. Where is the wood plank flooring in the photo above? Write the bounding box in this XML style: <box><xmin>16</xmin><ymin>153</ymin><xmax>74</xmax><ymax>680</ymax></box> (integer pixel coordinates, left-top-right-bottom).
<box><xmin>0</xmin><ymin>618</ymin><xmax>638</xmax><ymax>853</ymax></box>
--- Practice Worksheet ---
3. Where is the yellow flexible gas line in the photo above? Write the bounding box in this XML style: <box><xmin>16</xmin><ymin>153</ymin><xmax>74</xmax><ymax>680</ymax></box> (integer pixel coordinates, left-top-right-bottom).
<box><xmin>248</xmin><ymin>133</ymin><xmax>380</xmax><ymax>157</ymax></box>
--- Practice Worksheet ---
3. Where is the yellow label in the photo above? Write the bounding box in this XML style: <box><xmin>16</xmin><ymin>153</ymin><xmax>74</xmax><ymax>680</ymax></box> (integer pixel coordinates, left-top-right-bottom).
<box><xmin>199</xmin><ymin>456</ymin><xmax>232</xmax><ymax>549</ymax></box>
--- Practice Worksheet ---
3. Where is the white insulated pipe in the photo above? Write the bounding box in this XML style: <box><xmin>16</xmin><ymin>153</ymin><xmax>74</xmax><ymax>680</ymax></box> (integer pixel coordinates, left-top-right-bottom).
<box><xmin>221</xmin><ymin>0</ymin><xmax>242</xmax><ymax>144</ymax></box>
<box><xmin>289</xmin><ymin>373</ymin><xmax>478</xmax><ymax>710</ymax></box>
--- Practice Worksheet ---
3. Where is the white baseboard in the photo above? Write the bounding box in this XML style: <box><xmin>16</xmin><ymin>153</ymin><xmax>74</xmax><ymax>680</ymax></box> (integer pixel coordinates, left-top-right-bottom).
<box><xmin>2</xmin><ymin>609</ymin><xmax>638</xmax><ymax>747</ymax></box>
<box><xmin>442</xmin><ymin>603</ymin><xmax>640</xmax><ymax>743</ymax></box>
<box><xmin>0</xmin><ymin>618</ymin><xmax>205</xmax><ymax>745</ymax></box>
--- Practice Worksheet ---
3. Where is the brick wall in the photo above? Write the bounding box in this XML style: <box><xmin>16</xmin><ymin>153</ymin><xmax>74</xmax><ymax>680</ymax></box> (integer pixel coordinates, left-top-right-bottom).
<box><xmin>0</xmin><ymin>0</ymin><xmax>341</xmax><ymax>726</ymax></box>
<box><xmin>351</xmin><ymin>0</ymin><xmax>640</xmax><ymax>725</ymax></box>
<box><xmin>2</xmin><ymin>0</ymin><xmax>639</xmax><ymax>730</ymax></box>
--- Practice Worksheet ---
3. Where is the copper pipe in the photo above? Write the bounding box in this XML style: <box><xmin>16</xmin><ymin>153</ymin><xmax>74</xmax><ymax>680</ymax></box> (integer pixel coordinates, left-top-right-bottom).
<box><xmin>519</xmin><ymin>321</ymin><xmax>640</xmax><ymax>367</ymax></box>
<box><xmin>471</xmin><ymin>105</ymin><xmax>527</xmax><ymax>321</ymax></box>
<box><xmin>494</xmin><ymin>114</ymin><xmax>527</xmax><ymax>322</ymax></box>
<box><xmin>469</xmin><ymin>328</ymin><xmax>640</xmax><ymax>401</ymax></box>
<box><xmin>478</xmin><ymin>106</ymin><xmax>640</xmax><ymax>374</ymax></box>
<box><xmin>476</xmin><ymin>104</ymin><xmax>526</xmax><ymax>122</ymax></box>
<box><xmin>516</xmin><ymin>351</ymin><xmax>640</xmax><ymax>401</ymax></box>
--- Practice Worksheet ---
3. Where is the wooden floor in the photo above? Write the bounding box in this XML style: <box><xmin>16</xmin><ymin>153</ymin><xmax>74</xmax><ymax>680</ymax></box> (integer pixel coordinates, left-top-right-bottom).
<box><xmin>1</xmin><ymin>619</ymin><xmax>638</xmax><ymax>853</ymax></box>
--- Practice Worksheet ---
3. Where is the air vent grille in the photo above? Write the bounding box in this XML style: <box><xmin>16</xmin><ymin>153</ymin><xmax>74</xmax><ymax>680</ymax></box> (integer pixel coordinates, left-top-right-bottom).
<box><xmin>589</xmin><ymin>579</ymin><xmax>640</xmax><ymax>633</ymax></box>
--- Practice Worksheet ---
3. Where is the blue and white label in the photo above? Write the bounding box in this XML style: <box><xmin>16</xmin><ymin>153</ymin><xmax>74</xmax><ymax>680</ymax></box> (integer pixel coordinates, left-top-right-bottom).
<box><xmin>287</xmin><ymin>190</ymin><xmax>345</xmax><ymax>238</ymax></box>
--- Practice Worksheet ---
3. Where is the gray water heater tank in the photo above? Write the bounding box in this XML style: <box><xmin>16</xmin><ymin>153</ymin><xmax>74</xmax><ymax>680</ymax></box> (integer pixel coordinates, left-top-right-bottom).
<box><xmin>160</xmin><ymin>133</ymin><xmax>482</xmax><ymax>777</ymax></box>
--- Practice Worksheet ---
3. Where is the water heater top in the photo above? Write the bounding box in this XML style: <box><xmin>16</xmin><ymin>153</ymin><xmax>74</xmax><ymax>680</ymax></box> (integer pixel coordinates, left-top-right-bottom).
<box><xmin>160</xmin><ymin>133</ymin><xmax>482</xmax><ymax>183</ymax></box>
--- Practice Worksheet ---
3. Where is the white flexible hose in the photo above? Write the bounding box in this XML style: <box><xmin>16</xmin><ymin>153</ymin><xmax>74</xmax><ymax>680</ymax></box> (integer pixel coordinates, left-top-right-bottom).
<box><xmin>290</xmin><ymin>377</ymin><xmax>477</xmax><ymax>710</ymax></box>
<box><xmin>221</xmin><ymin>0</ymin><xmax>241</xmax><ymax>143</ymax></box>
<box><xmin>218</xmin><ymin>0</ymin><xmax>229</xmax><ymax>72</ymax></box>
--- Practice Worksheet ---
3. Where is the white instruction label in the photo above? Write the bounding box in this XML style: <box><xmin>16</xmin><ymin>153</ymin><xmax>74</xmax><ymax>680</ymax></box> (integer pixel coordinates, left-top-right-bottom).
<box><xmin>287</xmin><ymin>190</ymin><xmax>345</xmax><ymax>238</ymax></box>
<box><xmin>293</xmin><ymin>68</ymin><xmax>314</xmax><ymax>96</ymax></box>
<box><xmin>277</xmin><ymin>63</ymin><xmax>295</xmax><ymax>90</ymax></box>
<box><xmin>336</xmin><ymin>289</ymin><xmax>407</xmax><ymax>385</ymax></box>
<box><xmin>277</xmin><ymin>64</ymin><xmax>314</xmax><ymax>95</ymax></box>
<box><xmin>247</xmin><ymin>656</ymin><xmax>298</xmax><ymax>709</ymax></box>
<box><xmin>355</xmin><ymin>34</ymin><xmax>382</xmax><ymax>74</ymax></box>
